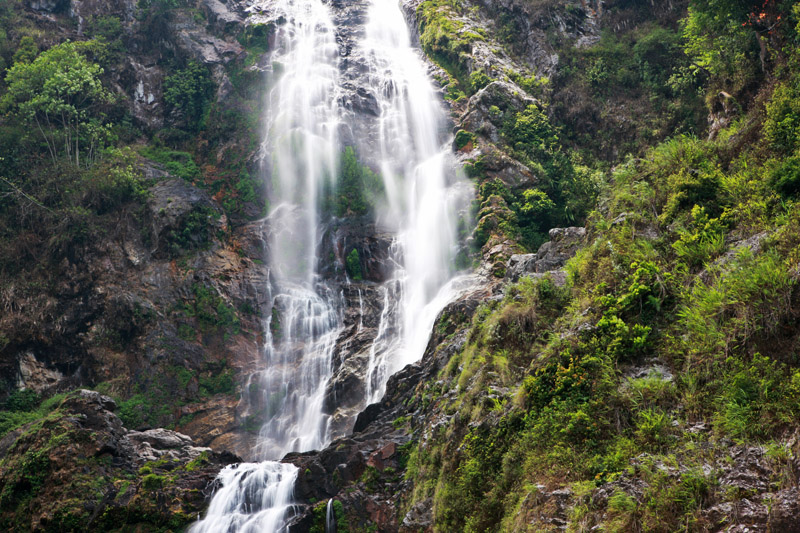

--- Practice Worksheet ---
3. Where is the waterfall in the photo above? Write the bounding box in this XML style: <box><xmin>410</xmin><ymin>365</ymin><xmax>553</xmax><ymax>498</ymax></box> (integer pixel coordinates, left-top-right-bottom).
<box><xmin>192</xmin><ymin>0</ymin><xmax>342</xmax><ymax>528</ymax></box>
<box><xmin>359</xmin><ymin>0</ymin><xmax>474</xmax><ymax>403</ymax></box>
<box><xmin>192</xmin><ymin>0</ymin><xmax>473</xmax><ymax>527</ymax></box>
<box><xmin>189</xmin><ymin>462</ymin><xmax>298</xmax><ymax>533</ymax></box>
<box><xmin>325</xmin><ymin>499</ymin><xmax>336</xmax><ymax>533</ymax></box>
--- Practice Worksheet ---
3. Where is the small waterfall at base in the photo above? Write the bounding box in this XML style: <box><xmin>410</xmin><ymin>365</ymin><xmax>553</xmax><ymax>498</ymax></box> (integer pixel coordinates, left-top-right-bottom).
<box><xmin>325</xmin><ymin>499</ymin><xmax>336</xmax><ymax>533</ymax></box>
<box><xmin>190</xmin><ymin>462</ymin><xmax>298</xmax><ymax>533</ymax></box>
<box><xmin>192</xmin><ymin>0</ymin><xmax>474</xmax><ymax>527</ymax></box>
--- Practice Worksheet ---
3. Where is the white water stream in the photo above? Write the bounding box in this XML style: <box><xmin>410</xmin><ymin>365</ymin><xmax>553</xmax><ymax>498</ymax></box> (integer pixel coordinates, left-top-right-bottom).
<box><xmin>191</xmin><ymin>0</ymin><xmax>472</xmax><ymax>528</ymax></box>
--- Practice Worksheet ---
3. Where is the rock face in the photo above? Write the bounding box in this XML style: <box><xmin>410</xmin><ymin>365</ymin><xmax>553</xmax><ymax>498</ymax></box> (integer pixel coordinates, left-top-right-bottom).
<box><xmin>26</xmin><ymin>0</ymin><xmax>70</xmax><ymax>12</ymax></box>
<box><xmin>0</xmin><ymin>159</ymin><xmax>270</xmax><ymax>456</ymax></box>
<box><xmin>0</xmin><ymin>390</ymin><xmax>238</xmax><ymax>531</ymax></box>
<box><xmin>505</xmin><ymin>226</ymin><xmax>587</xmax><ymax>282</ymax></box>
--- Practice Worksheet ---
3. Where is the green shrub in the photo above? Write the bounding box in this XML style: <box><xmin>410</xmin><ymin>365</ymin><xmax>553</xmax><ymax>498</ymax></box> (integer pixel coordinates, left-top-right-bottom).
<box><xmin>765</xmin><ymin>80</ymin><xmax>800</xmax><ymax>153</ymax></box>
<box><xmin>184</xmin><ymin>283</ymin><xmax>240</xmax><ymax>336</ymax></box>
<box><xmin>199</xmin><ymin>368</ymin><xmax>235</xmax><ymax>396</ymax></box>
<box><xmin>80</xmin><ymin>147</ymin><xmax>148</xmax><ymax>213</ymax></box>
<box><xmin>345</xmin><ymin>248</ymin><xmax>362</xmax><ymax>281</ymax></box>
<box><xmin>163</xmin><ymin>61</ymin><xmax>214</xmax><ymax>132</ymax></box>
<box><xmin>139</xmin><ymin>146</ymin><xmax>201</xmax><ymax>181</ymax></box>
<box><xmin>4</xmin><ymin>389</ymin><xmax>39</xmax><ymax>411</ymax></box>
<box><xmin>454</xmin><ymin>129</ymin><xmax>475</xmax><ymax>150</ymax></box>
<box><xmin>2</xmin><ymin>40</ymin><xmax>115</xmax><ymax>166</ymax></box>
<box><xmin>714</xmin><ymin>354</ymin><xmax>800</xmax><ymax>440</ymax></box>
<box><xmin>671</xmin><ymin>205</ymin><xmax>725</xmax><ymax>266</ymax></box>
<box><xmin>469</xmin><ymin>70</ymin><xmax>491</xmax><ymax>92</ymax></box>
<box><xmin>768</xmin><ymin>154</ymin><xmax>800</xmax><ymax>196</ymax></box>
<box><xmin>11</xmin><ymin>36</ymin><xmax>37</xmax><ymax>65</ymax></box>
<box><xmin>678</xmin><ymin>249</ymin><xmax>794</xmax><ymax>374</ymax></box>
<box><xmin>0</xmin><ymin>391</ymin><xmax>66</xmax><ymax>439</ymax></box>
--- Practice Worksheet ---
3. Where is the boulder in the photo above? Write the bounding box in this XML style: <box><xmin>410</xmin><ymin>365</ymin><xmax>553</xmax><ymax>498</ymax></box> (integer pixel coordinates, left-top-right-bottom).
<box><xmin>505</xmin><ymin>226</ymin><xmax>586</xmax><ymax>281</ymax></box>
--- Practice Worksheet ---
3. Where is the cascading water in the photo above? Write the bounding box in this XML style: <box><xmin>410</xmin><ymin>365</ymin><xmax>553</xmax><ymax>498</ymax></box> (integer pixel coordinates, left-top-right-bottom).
<box><xmin>359</xmin><ymin>0</ymin><xmax>474</xmax><ymax>404</ymax></box>
<box><xmin>192</xmin><ymin>0</ymin><xmax>342</xmax><ymax>529</ymax></box>
<box><xmin>192</xmin><ymin>0</ymin><xmax>474</xmax><ymax>528</ymax></box>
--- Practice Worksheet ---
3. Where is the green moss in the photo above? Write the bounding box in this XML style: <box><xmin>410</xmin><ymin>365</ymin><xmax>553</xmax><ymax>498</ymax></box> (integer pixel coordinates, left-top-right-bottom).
<box><xmin>141</xmin><ymin>473</ymin><xmax>165</xmax><ymax>491</ymax></box>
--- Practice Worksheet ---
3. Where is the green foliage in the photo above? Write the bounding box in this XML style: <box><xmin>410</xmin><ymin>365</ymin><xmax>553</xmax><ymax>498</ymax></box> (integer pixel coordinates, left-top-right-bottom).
<box><xmin>0</xmin><ymin>392</ymin><xmax>65</xmax><ymax>439</ymax></box>
<box><xmin>117</xmin><ymin>393</ymin><xmax>162</xmax><ymax>429</ymax></box>
<box><xmin>682</xmin><ymin>1</ymin><xmax>759</xmax><ymax>91</ymax></box>
<box><xmin>140</xmin><ymin>145</ymin><xmax>201</xmax><ymax>181</ymax></box>
<box><xmin>512</xmin><ymin>188</ymin><xmax>556</xmax><ymax>241</ymax></box>
<box><xmin>162</xmin><ymin>205</ymin><xmax>219</xmax><ymax>258</ymax></box>
<box><xmin>345</xmin><ymin>248</ymin><xmax>363</xmax><ymax>281</ymax></box>
<box><xmin>2</xmin><ymin>40</ymin><xmax>115</xmax><ymax>166</ymax></box>
<box><xmin>678</xmin><ymin>249</ymin><xmax>794</xmax><ymax>375</ymax></box>
<box><xmin>715</xmin><ymin>354</ymin><xmax>800</xmax><ymax>440</ymax></box>
<box><xmin>469</xmin><ymin>70</ymin><xmax>491</xmax><ymax>92</ymax></box>
<box><xmin>163</xmin><ymin>61</ymin><xmax>214</xmax><ymax>132</ymax></box>
<box><xmin>416</xmin><ymin>0</ymin><xmax>471</xmax><ymax>93</ymax></box>
<box><xmin>79</xmin><ymin>147</ymin><xmax>149</xmax><ymax>213</ymax></box>
<box><xmin>764</xmin><ymin>78</ymin><xmax>800</xmax><ymax>153</ymax></box>
<box><xmin>0</xmin><ymin>448</ymin><xmax>50</xmax><ymax>509</ymax></box>
<box><xmin>454</xmin><ymin>129</ymin><xmax>476</xmax><ymax>150</ymax></box>
<box><xmin>3</xmin><ymin>389</ymin><xmax>39</xmax><ymax>412</ymax></box>
<box><xmin>498</xmin><ymin>104</ymin><xmax>598</xmax><ymax>242</ymax></box>
<box><xmin>87</xmin><ymin>16</ymin><xmax>124</xmax><ymax>44</ymax></box>
<box><xmin>141</xmin><ymin>474</ymin><xmax>165</xmax><ymax>491</ymax></box>
<box><xmin>199</xmin><ymin>368</ymin><xmax>235</xmax><ymax>396</ymax></box>
<box><xmin>323</xmin><ymin>146</ymin><xmax>384</xmax><ymax>217</ymax></box>
<box><xmin>632</xmin><ymin>26</ymin><xmax>683</xmax><ymax>92</ymax></box>
<box><xmin>235</xmin><ymin>169</ymin><xmax>257</xmax><ymax>203</ymax></box>
<box><xmin>769</xmin><ymin>154</ymin><xmax>800</xmax><ymax>197</ymax></box>
<box><xmin>11</xmin><ymin>36</ymin><xmax>37</xmax><ymax>65</ymax></box>
<box><xmin>671</xmin><ymin>205</ymin><xmax>725</xmax><ymax>266</ymax></box>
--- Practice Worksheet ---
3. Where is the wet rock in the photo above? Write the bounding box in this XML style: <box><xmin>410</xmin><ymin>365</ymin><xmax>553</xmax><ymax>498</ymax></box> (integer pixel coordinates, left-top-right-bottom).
<box><xmin>125</xmin><ymin>60</ymin><xmax>165</xmax><ymax>129</ymax></box>
<box><xmin>319</xmin><ymin>219</ymin><xmax>395</xmax><ymax>283</ymax></box>
<box><xmin>70</xmin><ymin>0</ymin><xmax>137</xmax><ymax>31</ymax></box>
<box><xmin>623</xmin><ymin>362</ymin><xmax>673</xmax><ymax>382</ymax></box>
<box><xmin>285</xmin><ymin>279</ymin><xmax>494</xmax><ymax>530</ymax></box>
<box><xmin>401</xmin><ymin>498</ymin><xmax>433</xmax><ymax>531</ymax></box>
<box><xmin>147</xmin><ymin>178</ymin><xmax>223</xmax><ymax>257</ymax></box>
<box><xmin>128</xmin><ymin>428</ymin><xmax>194</xmax><ymax>450</ymax></box>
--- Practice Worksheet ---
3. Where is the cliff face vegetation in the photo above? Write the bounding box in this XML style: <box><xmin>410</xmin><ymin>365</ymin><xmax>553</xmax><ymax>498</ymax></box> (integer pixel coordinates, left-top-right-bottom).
<box><xmin>1</xmin><ymin>0</ymin><xmax>800</xmax><ymax>531</ymax></box>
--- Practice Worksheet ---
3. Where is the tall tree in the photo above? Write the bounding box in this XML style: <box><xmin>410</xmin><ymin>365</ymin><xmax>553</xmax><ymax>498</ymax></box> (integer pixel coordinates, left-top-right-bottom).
<box><xmin>2</xmin><ymin>41</ymin><xmax>114</xmax><ymax>166</ymax></box>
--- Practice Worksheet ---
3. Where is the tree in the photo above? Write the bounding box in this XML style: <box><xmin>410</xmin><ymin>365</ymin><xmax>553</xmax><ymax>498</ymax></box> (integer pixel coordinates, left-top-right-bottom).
<box><xmin>2</xmin><ymin>41</ymin><xmax>114</xmax><ymax>167</ymax></box>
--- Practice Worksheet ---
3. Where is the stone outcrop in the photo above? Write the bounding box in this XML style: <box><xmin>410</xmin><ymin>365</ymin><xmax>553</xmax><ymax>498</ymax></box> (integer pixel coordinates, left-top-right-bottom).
<box><xmin>505</xmin><ymin>226</ymin><xmax>587</xmax><ymax>282</ymax></box>
<box><xmin>0</xmin><ymin>390</ymin><xmax>238</xmax><ymax>531</ymax></box>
